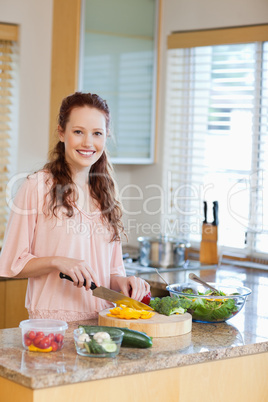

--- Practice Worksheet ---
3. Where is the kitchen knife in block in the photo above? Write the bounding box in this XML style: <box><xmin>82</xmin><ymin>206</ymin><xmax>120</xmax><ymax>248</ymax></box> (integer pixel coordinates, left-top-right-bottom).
<box><xmin>199</xmin><ymin>201</ymin><xmax>218</xmax><ymax>264</ymax></box>
<box><xmin>59</xmin><ymin>273</ymin><xmax>153</xmax><ymax>311</ymax></box>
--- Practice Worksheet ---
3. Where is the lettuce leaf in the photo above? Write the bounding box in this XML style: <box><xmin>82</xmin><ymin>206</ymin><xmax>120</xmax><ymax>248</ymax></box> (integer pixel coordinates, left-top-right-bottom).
<box><xmin>180</xmin><ymin>294</ymin><xmax>238</xmax><ymax>322</ymax></box>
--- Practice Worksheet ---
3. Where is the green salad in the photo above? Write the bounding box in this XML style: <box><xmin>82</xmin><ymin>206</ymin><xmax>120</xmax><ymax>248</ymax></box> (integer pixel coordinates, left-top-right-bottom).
<box><xmin>180</xmin><ymin>288</ymin><xmax>239</xmax><ymax>322</ymax></box>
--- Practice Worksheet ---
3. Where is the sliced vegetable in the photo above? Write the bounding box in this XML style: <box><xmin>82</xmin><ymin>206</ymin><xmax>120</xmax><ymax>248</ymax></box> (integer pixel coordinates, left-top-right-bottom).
<box><xmin>87</xmin><ymin>338</ymin><xmax>105</xmax><ymax>354</ymax></box>
<box><xmin>77</xmin><ymin>330</ymin><xmax>117</xmax><ymax>355</ymax></box>
<box><xmin>129</xmin><ymin>290</ymin><xmax>151</xmax><ymax>306</ymax></box>
<box><xmin>102</xmin><ymin>341</ymin><xmax>117</xmax><ymax>353</ymax></box>
<box><xmin>141</xmin><ymin>291</ymin><xmax>152</xmax><ymax>305</ymax></box>
<box><xmin>84</xmin><ymin>341</ymin><xmax>92</xmax><ymax>353</ymax></box>
<box><xmin>28</xmin><ymin>344</ymin><xmax>53</xmax><ymax>353</ymax></box>
<box><xmin>107</xmin><ymin>305</ymin><xmax>155</xmax><ymax>320</ymax></box>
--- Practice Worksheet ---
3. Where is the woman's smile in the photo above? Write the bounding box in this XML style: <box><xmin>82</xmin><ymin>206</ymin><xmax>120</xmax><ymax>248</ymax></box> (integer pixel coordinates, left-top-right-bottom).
<box><xmin>76</xmin><ymin>149</ymin><xmax>96</xmax><ymax>157</ymax></box>
<box><xmin>58</xmin><ymin>106</ymin><xmax>107</xmax><ymax>173</ymax></box>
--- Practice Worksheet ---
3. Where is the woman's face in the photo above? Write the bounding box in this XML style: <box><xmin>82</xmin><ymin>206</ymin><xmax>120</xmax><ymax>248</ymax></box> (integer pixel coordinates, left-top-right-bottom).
<box><xmin>59</xmin><ymin>106</ymin><xmax>107</xmax><ymax>174</ymax></box>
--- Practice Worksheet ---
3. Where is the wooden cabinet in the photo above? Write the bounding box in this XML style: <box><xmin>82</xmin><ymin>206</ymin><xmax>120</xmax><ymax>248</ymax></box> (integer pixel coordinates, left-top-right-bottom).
<box><xmin>0</xmin><ymin>279</ymin><xmax>28</xmax><ymax>329</ymax></box>
<box><xmin>0</xmin><ymin>281</ymin><xmax>5</xmax><ymax>329</ymax></box>
<box><xmin>1</xmin><ymin>351</ymin><xmax>268</xmax><ymax>402</ymax></box>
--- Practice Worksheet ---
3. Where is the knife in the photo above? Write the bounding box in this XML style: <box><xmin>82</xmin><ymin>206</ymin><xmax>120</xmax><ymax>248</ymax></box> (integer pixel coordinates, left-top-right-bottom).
<box><xmin>212</xmin><ymin>201</ymin><xmax>219</xmax><ymax>226</ymax></box>
<box><xmin>59</xmin><ymin>273</ymin><xmax>153</xmax><ymax>311</ymax></box>
<box><xmin>203</xmin><ymin>201</ymin><xmax>207</xmax><ymax>223</ymax></box>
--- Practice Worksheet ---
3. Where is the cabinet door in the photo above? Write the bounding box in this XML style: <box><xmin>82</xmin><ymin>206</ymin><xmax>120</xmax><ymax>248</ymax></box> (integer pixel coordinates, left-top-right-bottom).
<box><xmin>79</xmin><ymin>0</ymin><xmax>159</xmax><ymax>164</ymax></box>
<box><xmin>0</xmin><ymin>282</ymin><xmax>5</xmax><ymax>329</ymax></box>
<box><xmin>5</xmin><ymin>279</ymin><xmax>28</xmax><ymax>328</ymax></box>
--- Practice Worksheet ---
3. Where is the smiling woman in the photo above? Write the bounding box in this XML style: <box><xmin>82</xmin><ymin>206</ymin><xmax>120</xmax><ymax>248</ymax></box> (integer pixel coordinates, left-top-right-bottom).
<box><xmin>0</xmin><ymin>91</ymin><xmax>150</xmax><ymax>322</ymax></box>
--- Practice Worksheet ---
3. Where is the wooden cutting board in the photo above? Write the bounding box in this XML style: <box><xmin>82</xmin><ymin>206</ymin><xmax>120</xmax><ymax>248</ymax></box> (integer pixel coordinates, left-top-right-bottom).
<box><xmin>98</xmin><ymin>309</ymin><xmax>192</xmax><ymax>338</ymax></box>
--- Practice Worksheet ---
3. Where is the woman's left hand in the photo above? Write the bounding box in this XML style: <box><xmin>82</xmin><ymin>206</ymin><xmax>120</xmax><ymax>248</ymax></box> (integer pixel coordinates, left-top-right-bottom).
<box><xmin>110</xmin><ymin>275</ymin><xmax>150</xmax><ymax>302</ymax></box>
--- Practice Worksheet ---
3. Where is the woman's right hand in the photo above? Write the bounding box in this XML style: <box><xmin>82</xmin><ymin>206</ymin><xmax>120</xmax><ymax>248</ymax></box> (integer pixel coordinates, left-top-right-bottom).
<box><xmin>54</xmin><ymin>257</ymin><xmax>98</xmax><ymax>291</ymax></box>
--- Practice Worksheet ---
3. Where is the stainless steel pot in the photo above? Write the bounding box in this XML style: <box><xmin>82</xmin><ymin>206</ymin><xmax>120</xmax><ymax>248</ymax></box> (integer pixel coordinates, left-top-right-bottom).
<box><xmin>137</xmin><ymin>235</ymin><xmax>190</xmax><ymax>268</ymax></box>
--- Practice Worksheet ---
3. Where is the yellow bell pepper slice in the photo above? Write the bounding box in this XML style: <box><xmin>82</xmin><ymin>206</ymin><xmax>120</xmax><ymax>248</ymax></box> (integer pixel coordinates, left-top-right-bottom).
<box><xmin>108</xmin><ymin>305</ymin><xmax>155</xmax><ymax>320</ymax></box>
<box><xmin>28</xmin><ymin>344</ymin><xmax>53</xmax><ymax>353</ymax></box>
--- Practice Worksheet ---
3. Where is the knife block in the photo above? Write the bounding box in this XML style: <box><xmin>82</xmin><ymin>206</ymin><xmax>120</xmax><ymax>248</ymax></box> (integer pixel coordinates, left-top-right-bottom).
<box><xmin>199</xmin><ymin>223</ymin><xmax>218</xmax><ymax>264</ymax></box>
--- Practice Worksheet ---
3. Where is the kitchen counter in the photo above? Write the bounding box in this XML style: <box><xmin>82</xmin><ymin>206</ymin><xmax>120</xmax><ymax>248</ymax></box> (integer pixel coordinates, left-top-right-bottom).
<box><xmin>1</xmin><ymin>264</ymin><xmax>268</xmax><ymax>401</ymax></box>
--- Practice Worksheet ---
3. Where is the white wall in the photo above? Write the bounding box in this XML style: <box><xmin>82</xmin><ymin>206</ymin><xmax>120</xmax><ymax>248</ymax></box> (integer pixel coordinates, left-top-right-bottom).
<box><xmin>1</xmin><ymin>0</ymin><xmax>268</xmax><ymax>247</ymax></box>
<box><xmin>0</xmin><ymin>0</ymin><xmax>53</xmax><ymax>174</ymax></box>
<box><xmin>162</xmin><ymin>0</ymin><xmax>268</xmax><ymax>34</ymax></box>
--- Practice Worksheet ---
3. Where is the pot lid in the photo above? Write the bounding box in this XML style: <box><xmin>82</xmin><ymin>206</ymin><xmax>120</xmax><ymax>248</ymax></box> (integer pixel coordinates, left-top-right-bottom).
<box><xmin>137</xmin><ymin>235</ymin><xmax>190</xmax><ymax>247</ymax></box>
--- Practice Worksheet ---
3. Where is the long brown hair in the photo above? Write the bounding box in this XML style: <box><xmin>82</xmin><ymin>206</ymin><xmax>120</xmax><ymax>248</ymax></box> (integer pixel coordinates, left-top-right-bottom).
<box><xmin>43</xmin><ymin>92</ymin><xmax>124</xmax><ymax>241</ymax></box>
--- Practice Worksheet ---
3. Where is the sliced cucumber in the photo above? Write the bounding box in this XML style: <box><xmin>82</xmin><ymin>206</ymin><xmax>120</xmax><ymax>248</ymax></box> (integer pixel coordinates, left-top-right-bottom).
<box><xmin>90</xmin><ymin>338</ymin><xmax>105</xmax><ymax>354</ymax></box>
<box><xmin>102</xmin><ymin>341</ymin><xmax>117</xmax><ymax>353</ymax></box>
<box><xmin>84</xmin><ymin>341</ymin><xmax>92</xmax><ymax>353</ymax></box>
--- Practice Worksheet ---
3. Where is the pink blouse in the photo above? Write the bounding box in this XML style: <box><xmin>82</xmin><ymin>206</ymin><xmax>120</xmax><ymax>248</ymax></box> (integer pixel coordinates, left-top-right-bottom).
<box><xmin>0</xmin><ymin>171</ymin><xmax>126</xmax><ymax>322</ymax></box>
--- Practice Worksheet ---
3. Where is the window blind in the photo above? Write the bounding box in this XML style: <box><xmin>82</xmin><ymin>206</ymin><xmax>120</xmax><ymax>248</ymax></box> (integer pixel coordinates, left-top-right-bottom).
<box><xmin>82</xmin><ymin>44</ymin><xmax>154</xmax><ymax>160</ymax></box>
<box><xmin>0</xmin><ymin>24</ymin><xmax>18</xmax><ymax>244</ymax></box>
<box><xmin>163</xmin><ymin>27</ymin><xmax>268</xmax><ymax>258</ymax></box>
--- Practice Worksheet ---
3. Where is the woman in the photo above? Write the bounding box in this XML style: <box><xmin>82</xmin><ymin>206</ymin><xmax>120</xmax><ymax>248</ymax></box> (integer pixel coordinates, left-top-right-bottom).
<box><xmin>0</xmin><ymin>92</ymin><xmax>150</xmax><ymax>321</ymax></box>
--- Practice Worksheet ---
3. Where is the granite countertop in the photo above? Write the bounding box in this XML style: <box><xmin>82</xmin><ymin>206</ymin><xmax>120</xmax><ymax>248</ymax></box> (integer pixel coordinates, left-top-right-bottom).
<box><xmin>0</xmin><ymin>264</ymin><xmax>268</xmax><ymax>390</ymax></box>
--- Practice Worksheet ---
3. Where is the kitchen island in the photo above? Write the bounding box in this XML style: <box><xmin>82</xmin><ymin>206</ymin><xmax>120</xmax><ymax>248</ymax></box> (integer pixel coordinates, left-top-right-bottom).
<box><xmin>0</xmin><ymin>264</ymin><xmax>268</xmax><ymax>402</ymax></box>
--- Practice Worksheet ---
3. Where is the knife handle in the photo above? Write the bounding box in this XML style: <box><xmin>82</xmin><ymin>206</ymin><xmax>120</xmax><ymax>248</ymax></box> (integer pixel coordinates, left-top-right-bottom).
<box><xmin>212</xmin><ymin>201</ymin><xmax>219</xmax><ymax>226</ymax></box>
<box><xmin>203</xmin><ymin>201</ymin><xmax>207</xmax><ymax>223</ymax></box>
<box><xmin>59</xmin><ymin>272</ymin><xmax>97</xmax><ymax>290</ymax></box>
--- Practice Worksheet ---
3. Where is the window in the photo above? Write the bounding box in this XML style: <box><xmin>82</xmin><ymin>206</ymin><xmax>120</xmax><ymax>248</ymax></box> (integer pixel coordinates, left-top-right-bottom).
<box><xmin>0</xmin><ymin>23</ymin><xmax>19</xmax><ymax>244</ymax></box>
<box><xmin>163</xmin><ymin>25</ymin><xmax>268</xmax><ymax>259</ymax></box>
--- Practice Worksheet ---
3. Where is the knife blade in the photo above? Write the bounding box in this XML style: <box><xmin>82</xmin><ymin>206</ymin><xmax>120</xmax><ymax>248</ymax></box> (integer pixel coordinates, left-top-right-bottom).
<box><xmin>59</xmin><ymin>273</ymin><xmax>153</xmax><ymax>311</ymax></box>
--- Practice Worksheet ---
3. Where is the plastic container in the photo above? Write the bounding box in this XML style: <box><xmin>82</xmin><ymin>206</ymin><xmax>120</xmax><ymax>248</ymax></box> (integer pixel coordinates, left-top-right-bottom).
<box><xmin>19</xmin><ymin>319</ymin><xmax>68</xmax><ymax>352</ymax></box>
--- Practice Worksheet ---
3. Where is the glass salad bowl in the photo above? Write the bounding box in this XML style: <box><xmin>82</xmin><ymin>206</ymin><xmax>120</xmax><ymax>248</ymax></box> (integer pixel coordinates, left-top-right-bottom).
<box><xmin>167</xmin><ymin>282</ymin><xmax>252</xmax><ymax>323</ymax></box>
<box><xmin>73</xmin><ymin>327</ymin><xmax>123</xmax><ymax>358</ymax></box>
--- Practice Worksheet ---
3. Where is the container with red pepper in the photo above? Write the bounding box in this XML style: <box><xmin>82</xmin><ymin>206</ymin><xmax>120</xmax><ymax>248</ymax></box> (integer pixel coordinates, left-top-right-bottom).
<box><xmin>19</xmin><ymin>319</ymin><xmax>68</xmax><ymax>352</ymax></box>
